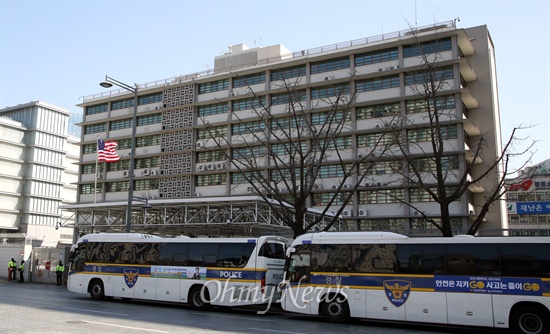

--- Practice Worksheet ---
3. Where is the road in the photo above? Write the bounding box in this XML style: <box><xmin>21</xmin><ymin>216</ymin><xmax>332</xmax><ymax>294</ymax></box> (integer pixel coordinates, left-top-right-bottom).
<box><xmin>0</xmin><ymin>280</ymin><xmax>505</xmax><ymax>334</ymax></box>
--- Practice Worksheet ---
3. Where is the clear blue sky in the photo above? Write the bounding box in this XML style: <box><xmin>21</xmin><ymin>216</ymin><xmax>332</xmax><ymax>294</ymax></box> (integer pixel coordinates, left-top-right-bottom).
<box><xmin>1</xmin><ymin>0</ymin><xmax>548</xmax><ymax>169</ymax></box>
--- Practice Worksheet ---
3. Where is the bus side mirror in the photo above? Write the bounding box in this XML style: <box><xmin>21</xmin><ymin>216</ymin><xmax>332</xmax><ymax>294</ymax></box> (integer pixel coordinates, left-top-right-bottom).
<box><xmin>286</xmin><ymin>247</ymin><xmax>295</xmax><ymax>257</ymax></box>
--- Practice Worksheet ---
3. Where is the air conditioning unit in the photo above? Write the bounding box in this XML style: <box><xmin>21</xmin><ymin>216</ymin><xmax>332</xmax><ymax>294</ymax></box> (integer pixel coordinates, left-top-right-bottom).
<box><xmin>332</xmin><ymin>185</ymin><xmax>338</xmax><ymax>190</ymax></box>
<box><xmin>216</xmin><ymin>162</ymin><xmax>226</xmax><ymax>170</ymax></box>
<box><xmin>313</xmin><ymin>184</ymin><xmax>322</xmax><ymax>190</ymax></box>
<box><xmin>343</xmin><ymin>211</ymin><xmax>350</xmax><ymax>216</ymax></box>
<box><xmin>198</xmin><ymin>165</ymin><xmax>205</xmax><ymax>172</ymax></box>
<box><xmin>207</xmin><ymin>164</ymin><xmax>215</xmax><ymax>170</ymax></box>
<box><xmin>364</xmin><ymin>183</ymin><xmax>370</xmax><ymax>187</ymax></box>
<box><xmin>413</xmin><ymin>210</ymin><xmax>419</xmax><ymax>215</ymax></box>
<box><xmin>358</xmin><ymin>154</ymin><xmax>364</xmax><ymax>158</ymax></box>
<box><xmin>324</xmin><ymin>76</ymin><xmax>335</xmax><ymax>81</ymax></box>
<box><xmin>375</xmin><ymin>125</ymin><xmax>381</xmax><ymax>128</ymax></box>
<box><xmin>196</xmin><ymin>141</ymin><xmax>204</xmax><ymax>148</ymax></box>
<box><xmin>231</xmin><ymin>91</ymin><xmax>237</xmax><ymax>96</ymax></box>
<box><xmin>378</xmin><ymin>68</ymin><xmax>383</xmax><ymax>72</ymax></box>
<box><xmin>122</xmin><ymin>171</ymin><xmax>129</xmax><ymax>178</ymax></box>
<box><xmin>343</xmin><ymin>184</ymin><xmax>351</xmax><ymax>189</ymax></box>
<box><xmin>194</xmin><ymin>192</ymin><xmax>201</xmax><ymax>197</ymax></box>
<box><xmin>155</xmin><ymin>106</ymin><xmax>160</xmax><ymax>110</ymax></box>
<box><xmin>142</xmin><ymin>169</ymin><xmax>150</xmax><ymax>176</ymax></box>
<box><xmin>359</xmin><ymin>210</ymin><xmax>368</xmax><ymax>216</ymax></box>
<box><xmin>391</xmin><ymin>123</ymin><xmax>397</xmax><ymax>127</ymax></box>
<box><xmin>377</xmin><ymin>182</ymin><xmax>382</xmax><ymax>187</ymax></box>
<box><xmin>246</xmin><ymin>186</ymin><xmax>254</xmax><ymax>193</ymax></box>
<box><xmin>96</xmin><ymin>173</ymin><xmax>102</xmax><ymax>179</ymax></box>
<box><xmin>150</xmin><ymin>170</ymin><xmax>157</xmax><ymax>176</ymax></box>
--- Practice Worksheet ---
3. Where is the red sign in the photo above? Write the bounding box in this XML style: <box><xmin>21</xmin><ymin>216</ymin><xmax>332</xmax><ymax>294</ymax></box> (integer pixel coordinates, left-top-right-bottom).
<box><xmin>45</xmin><ymin>262</ymin><xmax>51</xmax><ymax>270</ymax></box>
<box><xmin>508</xmin><ymin>180</ymin><xmax>533</xmax><ymax>191</ymax></box>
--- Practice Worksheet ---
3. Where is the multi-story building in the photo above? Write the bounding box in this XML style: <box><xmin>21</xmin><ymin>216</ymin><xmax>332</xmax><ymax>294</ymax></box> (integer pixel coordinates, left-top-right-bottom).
<box><xmin>506</xmin><ymin>159</ymin><xmax>550</xmax><ymax>236</ymax></box>
<box><xmin>68</xmin><ymin>21</ymin><xmax>507</xmax><ymax>237</ymax></box>
<box><xmin>0</xmin><ymin>101</ymin><xmax>79</xmax><ymax>247</ymax></box>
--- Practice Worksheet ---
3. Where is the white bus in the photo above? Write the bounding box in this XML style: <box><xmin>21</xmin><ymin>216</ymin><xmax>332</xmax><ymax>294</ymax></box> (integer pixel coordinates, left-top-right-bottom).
<box><xmin>68</xmin><ymin>233</ymin><xmax>288</xmax><ymax>310</ymax></box>
<box><xmin>280</xmin><ymin>232</ymin><xmax>550</xmax><ymax>334</ymax></box>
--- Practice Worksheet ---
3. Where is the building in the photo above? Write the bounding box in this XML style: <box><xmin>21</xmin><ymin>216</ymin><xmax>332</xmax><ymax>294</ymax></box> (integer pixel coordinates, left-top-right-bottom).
<box><xmin>506</xmin><ymin>159</ymin><xmax>550</xmax><ymax>236</ymax></box>
<box><xmin>67</xmin><ymin>21</ymin><xmax>507</xmax><ymax>237</ymax></box>
<box><xmin>0</xmin><ymin>101</ymin><xmax>79</xmax><ymax>247</ymax></box>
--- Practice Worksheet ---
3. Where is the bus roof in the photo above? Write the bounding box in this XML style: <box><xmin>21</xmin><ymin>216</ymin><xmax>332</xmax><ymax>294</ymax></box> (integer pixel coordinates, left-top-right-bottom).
<box><xmin>74</xmin><ymin>233</ymin><xmax>288</xmax><ymax>245</ymax></box>
<box><xmin>292</xmin><ymin>231</ymin><xmax>550</xmax><ymax>245</ymax></box>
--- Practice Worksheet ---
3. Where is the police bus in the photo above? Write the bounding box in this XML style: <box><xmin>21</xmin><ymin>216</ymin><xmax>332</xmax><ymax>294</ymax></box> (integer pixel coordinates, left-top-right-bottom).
<box><xmin>68</xmin><ymin>233</ymin><xmax>288</xmax><ymax>310</ymax></box>
<box><xmin>280</xmin><ymin>231</ymin><xmax>549</xmax><ymax>334</ymax></box>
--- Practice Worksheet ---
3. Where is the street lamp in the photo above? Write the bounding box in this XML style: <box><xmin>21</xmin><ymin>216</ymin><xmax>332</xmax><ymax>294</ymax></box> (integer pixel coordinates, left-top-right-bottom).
<box><xmin>100</xmin><ymin>75</ymin><xmax>138</xmax><ymax>233</ymax></box>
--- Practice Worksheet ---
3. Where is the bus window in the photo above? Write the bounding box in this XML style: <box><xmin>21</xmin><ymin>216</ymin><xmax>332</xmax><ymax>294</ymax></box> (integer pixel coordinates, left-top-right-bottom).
<box><xmin>501</xmin><ymin>244</ymin><xmax>550</xmax><ymax>277</ymax></box>
<box><xmin>288</xmin><ymin>253</ymin><xmax>310</xmax><ymax>283</ymax></box>
<box><xmin>188</xmin><ymin>243</ymin><xmax>218</xmax><ymax>266</ymax></box>
<box><xmin>351</xmin><ymin>244</ymin><xmax>396</xmax><ymax>273</ymax></box>
<box><xmin>311</xmin><ymin>244</ymin><xmax>351</xmax><ymax>272</ymax></box>
<box><xmin>218</xmin><ymin>243</ymin><xmax>255</xmax><ymax>267</ymax></box>
<box><xmin>397</xmin><ymin>244</ymin><xmax>445</xmax><ymax>274</ymax></box>
<box><xmin>258</xmin><ymin>242</ymin><xmax>285</xmax><ymax>259</ymax></box>
<box><xmin>159</xmin><ymin>243</ymin><xmax>189</xmax><ymax>265</ymax></box>
<box><xmin>71</xmin><ymin>245</ymin><xmax>86</xmax><ymax>271</ymax></box>
<box><xmin>446</xmin><ymin>243</ymin><xmax>500</xmax><ymax>276</ymax></box>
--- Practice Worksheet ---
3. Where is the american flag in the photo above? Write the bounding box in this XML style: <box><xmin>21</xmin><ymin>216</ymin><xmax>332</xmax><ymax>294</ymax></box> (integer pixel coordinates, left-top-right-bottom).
<box><xmin>97</xmin><ymin>139</ymin><xmax>121</xmax><ymax>162</ymax></box>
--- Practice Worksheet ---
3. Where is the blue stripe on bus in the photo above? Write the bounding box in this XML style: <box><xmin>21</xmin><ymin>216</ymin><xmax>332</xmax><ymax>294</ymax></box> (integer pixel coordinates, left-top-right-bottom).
<box><xmin>296</xmin><ymin>273</ymin><xmax>549</xmax><ymax>297</ymax></box>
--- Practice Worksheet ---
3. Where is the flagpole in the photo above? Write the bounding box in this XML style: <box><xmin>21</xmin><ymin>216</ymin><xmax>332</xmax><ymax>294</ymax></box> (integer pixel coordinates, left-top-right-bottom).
<box><xmin>94</xmin><ymin>136</ymin><xmax>99</xmax><ymax>204</ymax></box>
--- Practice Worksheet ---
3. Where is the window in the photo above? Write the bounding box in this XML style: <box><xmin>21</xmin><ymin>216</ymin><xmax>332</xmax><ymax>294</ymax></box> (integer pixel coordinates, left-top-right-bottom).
<box><xmin>110</xmin><ymin>118</ymin><xmax>133</xmax><ymax>131</ymax></box>
<box><xmin>358</xmin><ymin>219</ymin><xmax>406</xmax><ymax>232</ymax></box>
<box><xmin>135</xmin><ymin>157</ymin><xmax>160</xmax><ymax>168</ymax></box>
<box><xmin>404</xmin><ymin>66</ymin><xmax>454</xmax><ymax>86</ymax></box>
<box><xmin>312</xmin><ymin>193</ymin><xmax>353</xmax><ymax>206</ymax></box>
<box><xmin>231</xmin><ymin>172</ymin><xmax>253</xmax><ymax>184</ymax></box>
<box><xmin>397</xmin><ymin>244</ymin><xmax>445</xmax><ymax>274</ymax></box>
<box><xmin>111</xmin><ymin>97</ymin><xmax>134</xmax><ymax>111</ymax></box>
<box><xmin>270</xmin><ymin>65</ymin><xmax>306</xmax><ymax>81</ymax></box>
<box><xmin>198</xmin><ymin>150</ymin><xmax>226</xmax><ymax>163</ymax></box>
<box><xmin>351</xmin><ymin>244</ymin><xmax>397</xmax><ymax>273</ymax></box>
<box><xmin>318</xmin><ymin>136</ymin><xmax>352</xmax><ymax>150</ymax></box>
<box><xmin>360</xmin><ymin>160</ymin><xmax>402</xmax><ymax>175</ymax></box>
<box><xmin>86</xmin><ymin>103</ymin><xmax>108</xmax><ymax>116</ymax></box>
<box><xmin>135</xmin><ymin>179</ymin><xmax>159</xmax><ymax>191</ymax></box>
<box><xmin>355</xmin><ymin>47</ymin><xmax>398</xmax><ymax>66</ymax></box>
<box><xmin>80</xmin><ymin>184</ymin><xmax>100</xmax><ymax>194</ymax></box>
<box><xmin>84</xmin><ymin>123</ymin><xmax>106</xmax><ymax>135</ymax></box>
<box><xmin>403</xmin><ymin>37</ymin><xmax>452</xmax><ymax>58</ymax></box>
<box><xmin>407</xmin><ymin>124</ymin><xmax>458</xmax><ymax>142</ymax></box>
<box><xmin>271</xmin><ymin>142</ymin><xmax>308</xmax><ymax>156</ymax></box>
<box><xmin>258</xmin><ymin>243</ymin><xmax>285</xmax><ymax>259</ymax></box>
<box><xmin>232</xmin><ymin>121</ymin><xmax>266</xmax><ymax>135</ymax></box>
<box><xmin>411</xmin><ymin>155</ymin><xmax>459</xmax><ymax>171</ymax></box>
<box><xmin>270</xmin><ymin>90</ymin><xmax>306</xmax><ymax>106</ymax></box>
<box><xmin>198</xmin><ymin>125</ymin><xmax>227</xmax><ymax>140</ymax></box>
<box><xmin>233</xmin><ymin>72</ymin><xmax>266</xmax><ymax>88</ymax></box>
<box><xmin>117</xmin><ymin>138</ymin><xmax>132</xmax><ymax>150</ymax></box>
<box><xmin>198</xmin><ymin>79</ymin><xmax>229</xmax><ymax>94</ymax></box>
<box><xmin>233</xmin><ymin>146</ymin><xmax>266</xmax><ymax>159</ymax></box>
<box><xmin>232</xmin><ymin>96</ymin><xmax>266</xmax><ymax>111</ymax></box>
<box><xmin>446</xmin><ymin>244</ymin><xmax>500</xmax><ymax>276</ymax></box>
<box><xmin>136</xmin><ymin>135</ymin><xmax>161</xmax><ymax>147</ymax></box>
<box><xmin>410</xmin><ymin>187</ymin><xmax>458</xmax><ymax>202</ymax></box>
<box><xmin>219</xmin><ymin>243</ymin><xmax>257</xmax><ymax>267</ymax></box>
<box><xmin>311</xmin><ymin>84</ymin><xmax>350</xmax><ymax>99</ymax></box>
<box><xmin>196</xmin><ymin>174</ymin><xmax>226</xmax><ymax>186</ymax></box>
<box><xmin>83</xmin><ymin>143</ymin><xmax>96</xmax><ymax>154</ymax></box>
<box><xmin>406</xmin><ymin>95</ymin><xmax>455</xmax><ymax>114</ymax></box>
<box><xmin>357</xmin><ymin>102</ymin><xmax>400</xmax><ymax>119</ymax></box>
<box><xmin>501</xmin><ymin>244</ymin><xmax>550</xmax><ymax>277</ymax></box>
<box><xmin>356</xmin><ymin>75</ymin><xmax>400</xmax><ymax>92</ymax></box>
<box><xmin>107</xmin><ymin>160</ymin><xmax>131</xmax><ymax>171</ymax></box>
<box><xmin>198</xmin><ymin>103</ymin><xmax>228</xmax><ymax>117</ymax></box>
<box><xmin>359</xmin><ymin>189</ymin><xmax>403</xmax><ymax>204</ymax></box>
<box><xmin>82</xmin><ymin>164</ymin><xmax>102</xmax><ymax>174</ymax></box>
<box><xmin>271</xmin><ymin>116</ymin><xmax>307</xmax><ymax>130</ymax></box>
<box><xmin>310</xmin><ymin>56</ymin><xmax>350</xmax><ymax>74</ymax></box>
<box><xmin>311</xmin><ymin>110</ymin><xmax>350</xmax><ymax>125</ymax></box>
<box><xmin>138</xmin><ymin>93</ymin><xmax>162</xmax><ymax>105</ymax></box>
<box><xmin>137</xmin><ymin>113</ymin><xmax>161</xmax><ymax>126</ymax></box>
<box><xmin>318</xmin><ymin>164</ymin><xmax>349</xmax><ymax>178</ymax></box>
<box><xmin>311</xmin><ymin>244</ymin><xmax>351</xmax><ymax>272</ymax></box>
<box><xmin>106</xmin><ymin>181</ymin><xmax>130</xmax><ymax>192</ymax></box>
<box><xmin>357</xmin><ymin>133</ymin><xmax>396</xmax><ymax>147</ymax></box>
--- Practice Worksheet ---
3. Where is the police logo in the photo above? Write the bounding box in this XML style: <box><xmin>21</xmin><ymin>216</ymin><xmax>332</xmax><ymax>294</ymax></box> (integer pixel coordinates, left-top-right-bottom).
<box><xmin>123</xmin><ymin>268</ymin><xmax>139</xmax><ymax>288</ymax></box>
<box><xmin>383</xmin><ymin>280</ymin><xmax>411</xmax><ymax>307</ymax></box>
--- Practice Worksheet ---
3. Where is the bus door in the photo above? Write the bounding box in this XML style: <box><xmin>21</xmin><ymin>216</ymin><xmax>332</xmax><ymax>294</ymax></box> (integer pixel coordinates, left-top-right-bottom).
<box><xmin>282</xmin><ymin>249</ymin><xmax>313</xmax><ymax>314</ymax></box>
<box><xmin>257</xmin><ymin>237</ymin><xmax>287</xmax><ymax>302</ymax></box>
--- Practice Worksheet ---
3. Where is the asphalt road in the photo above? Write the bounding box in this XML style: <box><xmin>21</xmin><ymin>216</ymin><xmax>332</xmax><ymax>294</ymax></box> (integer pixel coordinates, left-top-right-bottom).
<box><xmin>0</xmin><ymin>279</ymin><xmax>506</xmax><ymax>334</ymax></box>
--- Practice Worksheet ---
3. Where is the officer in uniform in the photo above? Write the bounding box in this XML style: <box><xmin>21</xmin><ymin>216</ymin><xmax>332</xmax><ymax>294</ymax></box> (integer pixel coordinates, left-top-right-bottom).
<box><xmin>8</xmin><ymin>258</ymin><xmax>16</xmax><ymax>281</ymax></box>
<box><xmin>18</xmin><ymin>260</ymin><xmax>25</xmax><ymax>283</ymax></box>
<box><xmin>55</xmin><ymin>261</ymin><xmax>65</xmax><ymax>286</ymax></box>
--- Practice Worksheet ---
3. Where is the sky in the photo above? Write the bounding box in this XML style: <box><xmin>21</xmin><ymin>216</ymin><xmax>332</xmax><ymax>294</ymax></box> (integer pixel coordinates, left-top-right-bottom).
<box><xmin>0</xmin><ymin>0</ymin><xmax>549</xmax><ymax>170</ymax></box>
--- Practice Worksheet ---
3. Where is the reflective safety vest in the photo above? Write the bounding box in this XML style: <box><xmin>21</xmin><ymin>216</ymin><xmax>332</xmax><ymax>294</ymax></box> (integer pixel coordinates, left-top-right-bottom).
<box><xmin>8</xmin><ymin>260</ymin><xmax>14</xmax><ymax>268</ymax></box>
<box><xmin>19</xmin><ymin>263</ymin><xmax>24</xmax><ymax>272</ymax></box>
<box><xmin>56</xmin><ymin>265</ymin><xmax>64</xmax><ymax>273</ymax></box>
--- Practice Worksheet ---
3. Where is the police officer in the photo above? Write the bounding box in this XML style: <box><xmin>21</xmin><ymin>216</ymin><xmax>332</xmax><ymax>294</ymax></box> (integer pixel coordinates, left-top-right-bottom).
<box><xmin>8</xmin><ymin>258</ymin><xmax>16</xmax><ymax>281</ymax></box>
<box><xmin>55</xmin><ymin>261</ymin><xmax>65</xmax><ymax>286</ymax></box>
<box><xmin>18</xmin><ymin>260</ymin><xmax>25</xmax><ymax>283</ymax></box>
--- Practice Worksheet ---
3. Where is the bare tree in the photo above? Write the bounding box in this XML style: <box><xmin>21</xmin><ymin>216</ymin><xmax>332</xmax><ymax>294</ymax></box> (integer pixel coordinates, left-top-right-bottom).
<box><xmin>390</xmin><ymin>26</ymin><xmax>536</xmax><ymax>237</ymax></box>
<box><xmin>198</xmin><ymin>74</ymin><xmax>389</xmax><ymax>237</ymax></box>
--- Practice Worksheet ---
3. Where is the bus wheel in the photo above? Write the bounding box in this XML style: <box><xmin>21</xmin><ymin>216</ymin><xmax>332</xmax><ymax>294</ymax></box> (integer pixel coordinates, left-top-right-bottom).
<box><xmin>89</xmin><ymin>279</ymin><xmax>105</xmax><ymax>300</ymax></box>
<box><xmin>511</xmin><ymin>306</ymin><xmax>549</xmax><ymax>334</ymax></box>
<box><xmin>189</xmin><ymin>286</ymin><xmax>210</xmax><ymax>311</ymax></box>
<box><xmin>321</xmin><ymin>294</ymin><xmax>350</xmax><ymax>323</ymax></box>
